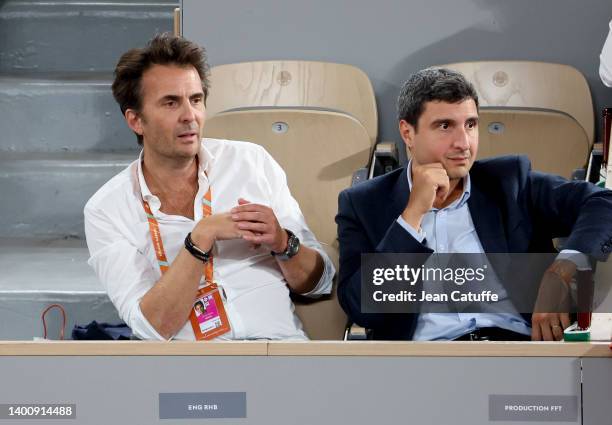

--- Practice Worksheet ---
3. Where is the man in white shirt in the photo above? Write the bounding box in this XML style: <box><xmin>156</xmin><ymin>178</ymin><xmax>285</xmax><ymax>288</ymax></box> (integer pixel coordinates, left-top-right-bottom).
<box><xmin>600</xmin><ymin>19</ymin><xmax>612</xmax><ymax>87</ymax></box>
<box><xmin>85</xmin><ymin>33</ymin><xmax>334</xmax><ymax>341</ymax></box>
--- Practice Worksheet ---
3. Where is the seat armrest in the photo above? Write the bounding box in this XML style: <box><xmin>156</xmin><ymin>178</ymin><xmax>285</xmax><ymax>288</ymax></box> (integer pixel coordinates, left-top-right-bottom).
<box><xmin>344</xmin><ymin>322</ymin><xmax>372</xmax><ymax>340</ymax></box>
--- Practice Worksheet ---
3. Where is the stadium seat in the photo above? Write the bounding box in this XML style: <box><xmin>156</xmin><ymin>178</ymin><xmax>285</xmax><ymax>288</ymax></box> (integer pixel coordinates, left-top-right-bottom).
<box><xmin>204</xmin><ymin>60</ymin><xmax>378</xmax><ymax>339</ymax></box>
<box><xmin>440</xmin><ymin>61</ymin><xmax>594</xmax><ymax>179</ymax></box>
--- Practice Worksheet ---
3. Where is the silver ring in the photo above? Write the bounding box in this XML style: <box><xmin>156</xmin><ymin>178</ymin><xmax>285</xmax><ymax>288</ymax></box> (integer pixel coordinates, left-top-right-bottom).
<box><xmin>552</xmin><ymin>325</ymin><xmax>562</xmax><ymax>329</ymax></box>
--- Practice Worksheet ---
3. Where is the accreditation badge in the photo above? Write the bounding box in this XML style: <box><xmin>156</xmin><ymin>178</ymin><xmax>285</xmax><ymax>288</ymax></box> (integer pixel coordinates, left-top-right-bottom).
<box><xmin>189</xmin><ymin>283</ymin><xmax>231</xmax><ymax>340</ymax></box>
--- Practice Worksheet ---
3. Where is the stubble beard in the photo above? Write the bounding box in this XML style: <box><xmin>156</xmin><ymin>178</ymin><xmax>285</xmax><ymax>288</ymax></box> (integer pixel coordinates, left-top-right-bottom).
<box><xmin>145</xmin><ymin>136</ymin><xmax>199</xmax><ymax>166</ymax></box>
<box><xmin>444</xmin><ymin>160</ymin><xmax>472</xmax><ymax>180</ymax></box>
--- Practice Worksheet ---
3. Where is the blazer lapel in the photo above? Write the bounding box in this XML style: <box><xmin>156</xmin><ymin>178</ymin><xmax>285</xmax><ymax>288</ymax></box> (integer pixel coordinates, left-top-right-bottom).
<box><xmin>387</xmin><ymin>167</ymin><xmax>411</xmax><ymax>221</ymax></box>
<box><xmin>467</xmin><ymin>181</ymin><xmax>508</xmax><ymax>253</ymax></box>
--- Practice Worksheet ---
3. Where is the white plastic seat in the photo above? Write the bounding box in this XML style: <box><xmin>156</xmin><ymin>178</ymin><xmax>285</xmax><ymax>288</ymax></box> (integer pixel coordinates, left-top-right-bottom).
<box><xmin>205</xmin><ymin>60</ymin><xmax>378</xmax><ymax>339</ymax></box>
<box><xmin>441</xmin><ymin>61</ymin><xmax>594</xmax><ymax>178</ymax></box>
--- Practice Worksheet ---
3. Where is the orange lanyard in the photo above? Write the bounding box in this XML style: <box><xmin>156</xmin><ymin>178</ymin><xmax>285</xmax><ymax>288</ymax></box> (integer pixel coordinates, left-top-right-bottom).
<box><xmin>142</xmin><ymin>186</ymin><xmax>214</xmax><ymax>283</ymax></box>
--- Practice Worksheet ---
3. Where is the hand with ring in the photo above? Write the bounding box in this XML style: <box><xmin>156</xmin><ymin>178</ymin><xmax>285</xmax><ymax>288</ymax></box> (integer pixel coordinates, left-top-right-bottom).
<box><xmin>532</xmin><ymin>260</ymin><xmax>573</xmax><ymax>341</ymax></box>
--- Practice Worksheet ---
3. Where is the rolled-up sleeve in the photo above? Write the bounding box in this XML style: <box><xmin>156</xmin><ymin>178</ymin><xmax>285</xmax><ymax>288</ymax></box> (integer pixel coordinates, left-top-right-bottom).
<box><xmin>84</xmin><ymin>204</ymin><xmax>168</xmax><ymax>340</ymax></box>
<box><xmin>300</xmin><ymin>244</ymin><xmax>335</xmax><ymax>297</ymax></box>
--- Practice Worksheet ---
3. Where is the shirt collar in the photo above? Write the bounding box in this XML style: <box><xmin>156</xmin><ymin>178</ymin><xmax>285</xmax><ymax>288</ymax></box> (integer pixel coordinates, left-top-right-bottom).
<box><xmin>135</xmin><ymin>139</ymin><xmax>214</xmax><ymax>202</ymax></box>
<box><xmin>406</xmin><ymin>159</ymin><xmax>471</xmax><ymax>211</ymax></box>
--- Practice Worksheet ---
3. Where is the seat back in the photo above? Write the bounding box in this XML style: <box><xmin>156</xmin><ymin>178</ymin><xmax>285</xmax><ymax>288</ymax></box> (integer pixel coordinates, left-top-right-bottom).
<box><xmin>207</xmin><ymin>60</ymin><xmax>378</xmax><ymax>145</ymax></box>
<box><xmin>441</xmin><ymin>61</ymin><xmax>594</xmax><ymax>178</ymax></box>
<box><xmin>205</xmin><ymin>110</ymin><xmax>371</xmax><ymax>248</ymax></box>
<box><xmin>205</xmin><ymin>61</ymin><xmax>378</xmax><ymax>339</ymax></box>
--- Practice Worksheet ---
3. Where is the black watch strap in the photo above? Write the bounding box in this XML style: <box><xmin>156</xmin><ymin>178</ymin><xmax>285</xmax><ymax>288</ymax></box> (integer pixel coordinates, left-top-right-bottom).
<box><xmin>271</xmin><ymin>229</ymin><xmax>300</xmax><ymax>261</ymax></box>
<box><xmin>184</xmin><ymin>232</ymin><xmax>212</xmax><ymax>262</ymax></box>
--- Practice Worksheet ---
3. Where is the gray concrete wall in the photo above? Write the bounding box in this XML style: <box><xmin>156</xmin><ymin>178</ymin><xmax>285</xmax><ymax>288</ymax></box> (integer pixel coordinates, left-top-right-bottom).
<box><xmin>0</xmin><ymin>356</ymin><xmax>582</xmax><ymax>424</ymax></box>
<box><xmin>0</xmin><ymin>1</ymin><xmax>178</xmax><ymax>339</ymax></box>
<box><xmin>183</xmin><ymin>0</ymin><xmax>612</xmax><ymax>162</ymax></box>
<box><xmin>0</xmin><ymin>0</ymin><xmax>177</xmax><ymax>74</ymax></box>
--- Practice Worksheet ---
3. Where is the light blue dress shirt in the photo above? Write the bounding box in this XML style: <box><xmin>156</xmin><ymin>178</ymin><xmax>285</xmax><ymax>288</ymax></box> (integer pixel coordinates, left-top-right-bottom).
<box><xmin>397</xmin><ymin>162</ymin><xmax>532</xmax><ymax>340</ymax></box>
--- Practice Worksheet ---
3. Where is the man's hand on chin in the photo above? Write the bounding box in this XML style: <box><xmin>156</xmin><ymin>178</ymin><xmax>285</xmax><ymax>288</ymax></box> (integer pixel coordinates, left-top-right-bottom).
<box><xmin>401</xmin><ymin>163</ymin><xmax>450</xmax><ymax>231</ymax></box>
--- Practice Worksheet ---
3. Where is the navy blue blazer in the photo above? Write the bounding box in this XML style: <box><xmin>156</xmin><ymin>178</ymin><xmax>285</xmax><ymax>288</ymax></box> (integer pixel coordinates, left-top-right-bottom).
<box><xmin>335</xmin><ymin>155</ymin><xmax>612</xmax><ymax>340</ymax></box>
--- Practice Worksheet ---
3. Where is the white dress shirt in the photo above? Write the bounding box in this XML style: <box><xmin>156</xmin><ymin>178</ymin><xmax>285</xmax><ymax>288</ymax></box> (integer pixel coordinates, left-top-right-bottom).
<box><xmin>600</xmin><ymin>20</ymin><xmax>612</xmax><ymax>87</ymax></box>
<box><xmin>84</xmin><ymin>138</ymin><xmax>334</xmax><ymax>341</ymax></box>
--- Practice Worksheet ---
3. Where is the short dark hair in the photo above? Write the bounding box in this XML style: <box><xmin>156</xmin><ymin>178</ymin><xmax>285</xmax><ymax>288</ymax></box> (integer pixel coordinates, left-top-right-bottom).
<box><xmin>397</xmin><ymin>67</ymin><xmax>479</xmax><ymax>130</ymax></box>
<box><xmin>111</xmin><ymin>33</ymin><xmax>211</xmax><ymax>145</ymax></box>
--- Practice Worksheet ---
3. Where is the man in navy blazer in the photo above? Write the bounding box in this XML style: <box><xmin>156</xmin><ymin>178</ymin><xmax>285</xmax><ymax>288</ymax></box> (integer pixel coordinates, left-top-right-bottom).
<box><xmin>336</xmin><ymin>68</ymin><xmax>612</xmax><ymax>341</ymax></box>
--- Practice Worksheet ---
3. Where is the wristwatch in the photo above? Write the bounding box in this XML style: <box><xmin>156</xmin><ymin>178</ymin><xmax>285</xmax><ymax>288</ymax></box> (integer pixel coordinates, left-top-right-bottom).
<box><xmin>271</xmin><ymin>229</ymin><xmax>300</xmax><ymax>261</ymax></box>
